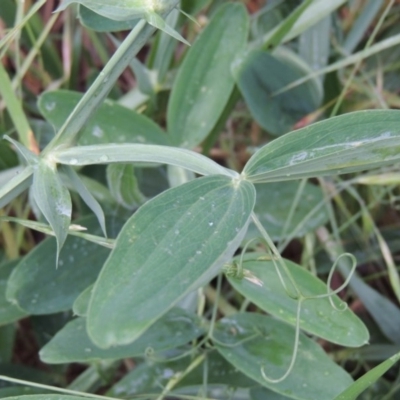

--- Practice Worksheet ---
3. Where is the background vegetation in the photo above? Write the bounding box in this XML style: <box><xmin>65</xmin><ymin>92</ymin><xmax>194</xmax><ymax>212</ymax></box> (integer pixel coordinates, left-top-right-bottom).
<box><xmin>1</xmin><ymin>0</ymin><xmax>400</xmax><ymax>399</ymax></box>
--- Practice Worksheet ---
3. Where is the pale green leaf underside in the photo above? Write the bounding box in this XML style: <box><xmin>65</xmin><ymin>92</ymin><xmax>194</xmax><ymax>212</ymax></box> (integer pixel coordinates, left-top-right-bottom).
<box><xmin>244</xmin><ymin>110</ymin><xmax>400</xmax><ymax>182</ymax></box>
<box><xmin>87</xmin><ymin>175</ymin><xmax>255</xmax><ymax>348</ymax></box>
<box><xmin>227</xmin><ymin>256</ymin><xmax>369</xmax><ymax>347</ymax></box>
<box><xmin>40</xmin><ymin>308</ymin><xmax>204</xmax><ymax>364</ymax></box>
<box><xmin>52</xmin><ymin>144</ymin><xmax>234</xmax><ymax>177</ymax></box>
<box><xmin>214</xmin><ymin>313</ymin><xmax>353</xmax><ymax>400</ymax></box>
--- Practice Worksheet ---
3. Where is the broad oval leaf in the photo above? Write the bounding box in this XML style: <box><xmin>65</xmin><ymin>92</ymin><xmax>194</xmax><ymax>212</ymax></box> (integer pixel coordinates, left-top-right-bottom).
<box><xmin>167</xmin><ymin>3</ymin><xmax>249</xmax><ymax>148</ymax></box>
<box><xmin>226</xmin><ymin>256</ymin><xmax>369</xmax><ymax>347</ymax></box>
<box><xmin>38</xmin><ymin>90</ymin><xmax>168</xmax><ymax>146</ymax></box>
<box><xmin>87</xmin><ymin>175</ymin><xmax>256</xmax><ymax>348</ymax></box>
<box><xmin>234</xmin><ymin>49</ymin><xmax>321</xmax><ymax>136</ymax></box>
<box><xmin>40</xmin><ymin>308</ymin><xmax>204</xmax><ymax>364</ymax></box>
<box><xmin>32</xmin><ymin>159</ymin><xmax>72</xmax><ymax>261</ymax></box>
<box><xmin>213</xmin><ymin>313</ymin><xmax>353</xmax><ymax>400</ymax></box>
<box><xmin>244</xmin><ymin>110</ymin><xmax>400</xmax><ymax>183</ymax></box>
<box><xmin>6</xmin><ymin>216</ymin><xmax>123</xmax><ymax>315</ymax></box>
<box><xmin>247</xmin><ymin>181</ymin><xmax>328</xmax><ymax>240</ymax></box>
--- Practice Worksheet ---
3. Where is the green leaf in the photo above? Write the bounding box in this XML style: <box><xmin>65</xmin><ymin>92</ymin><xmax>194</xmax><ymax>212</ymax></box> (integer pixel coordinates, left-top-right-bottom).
<box><xmin>0</xmin><ymin>167</ymin><xmax>33</xmax><ymax>209</ymax></box>
<box><xmin>251</xmin><ymin>387</ymin><xmax>293</xmax><ymax>400</ymax></box>
<box><xmin>53</xmin><ymin>144</ymin><xmax>233</xmax><ymax>177</ymax></box>
<box><xmin>214</xmin><ymin>313</ymin><xmax>353</xmax><ymax>400</ymax></box>
<box><xmin>247</xmin><ymin>181</ymin><xmax>328</xmax><ymax>241</ymax></box>
<box><xmin>40</xmin><ymin>308</ymin><xmax>204</xmax><ymax>364</ymax></box>
<box><xmin>234</xmin><ymin>49</ymin><xmax>321</xmax><ymax>136</ymax></box>
<box><xmin>6</xmin><ymin>216</ymin><xmax>122</xmax><ymax>315</ymax></box>
<box><xmin>31</xmin><ymin>159</ymin><xmax>72</xmax><ymax>262</ymax></box>
<box><xmin>87</xmin><ymin>175</ymin><xmax>255</xmax><ymax>348</ymax></box>
<box><xmin>78</xmin><ymin>5</ymin><xmax>139</xmax><ymax>32</ymax></box>
<box><xmin>72</xmin><ymin>285</ymin><xmax>93</xmax><ymax>317</ymax></box>
<box><xmin>38</xmin><ymin>90</ymin><xmax>168</xmax><ymax>146</ymax></box>
<box><xmin>0</xmin><ymin>260</ymin><xmax>27</xmax><ymax>326</ymax></box>
<box><xmin>226</xmin><ymin>255</ymin><xmax>369</xmax><ymax>347</ymax></box>
<box><xmin>60</xmin><ymin>165</ymin><xmax>107</xmax><ymax>237</ymax></box>
<box><xmin>106</xmin><ymin>164</ymin><xmax>146</xmax><ymax>209</ymax></box>
<box><xmin>0</xmin><ymin>395</ymin><xmax>84</xmax><ymax>400</ymax></box>
<box><xmin>334</xmin><ymin>352</ymin><xmax>400</xmax><ymax>400</ymax></box>
<box><xmin>167</xmin><ymin>3</ymin><xmax>249</xmax><ymax>148</ymax></box>
<box><xmin>244</xmin><ymin>110</ymin><xmax>400</xmax><ymax>183</ymax></box>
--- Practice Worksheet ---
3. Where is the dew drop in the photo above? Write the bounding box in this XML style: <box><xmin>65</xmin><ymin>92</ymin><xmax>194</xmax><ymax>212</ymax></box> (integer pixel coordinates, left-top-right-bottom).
<box><xmin>100</xmin><ymin>155</ymin><xmax>109</xmax><ymax>162</ymax></box>
<box><xmin>69</xmin><ymin>159</ymin><xmax>78</xmax><ymax>165</ymax></box>
<box><xmin>209</xmin><ymin>222</ymin><xmax>214</xmax><ymax>227</ymax></box>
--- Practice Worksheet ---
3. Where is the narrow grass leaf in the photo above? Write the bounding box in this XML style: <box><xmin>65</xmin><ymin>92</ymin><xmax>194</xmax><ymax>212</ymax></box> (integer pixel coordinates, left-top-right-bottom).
<box><xmin>214</xmin><ymin>313</ymin><xmax>353</xmax><ymax>400</ymax></box>
<box><xmin>226</xmin><ymin>256</ymin><xmax>369</xmax><ymax>347</ymax></box>
<box><xmin>31</xmin><ymin>160</ymin><xmax>72</xmax><ymax>263</ymax></box>
<box><xmin>52</xmin><ymin>144</ymin><xmax>234</xmax><ymax>177</ymax></box>
<box><xmin>60</xmin><ymin>165</ymin><xmax>107</xmax><ymax>237</ymax></box>
<box><xmin>244</xmin><ymin>110</ymin><xmax>400</xmax><ymax>183</ymax></box>
<box><xmin>6</xmin><ymin>216</ymin><xmax>122</xmax><ymax>315</ymax></box>
<box><xmin>167</xmin><ymin>3</ymin><xmax>249</xmax><ymax>148</ymax></box>
<box><xmin>0</xmin><ymin>167</ymin><xmax>33</xmax><ymax>209</ymax></box>
<box><xmin>40</xmin><ymin>308</ymin><xmax>204</xmax><ymax>364</ymax></box>
<box><xmin>87</xmin><ymin>175</ymin><xmax>255</xmax><ymax>348</ymax></box>
<box><xmin>334</xmin><ymin>352</ymin><xmax>400</xmax><ymax>400</ymax></box>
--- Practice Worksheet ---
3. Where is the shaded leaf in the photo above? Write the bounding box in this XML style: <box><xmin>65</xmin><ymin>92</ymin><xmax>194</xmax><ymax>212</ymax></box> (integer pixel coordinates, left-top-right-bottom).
<box><xmin>40</xmin><ymin>308</ymin><xmax>204</xmax><ymax>364</ymax></box>
<box><xmin>244</xmin><ymin>110</ymin><xmax>400</xmax><ymax>183</ymax></box>
<box><xmin>214</xmin><ymin>313</ymin><xmax>353</xmax><ymax>400</ymax></box>
<box><xmin>6</xmin><ymin>216</ymin><xmax>122</xmax><ymax>315</ymax></box>
<box><xmin>247</xmin><ymin>181</ymin><xmax>328</xmax><ymax>240</ymax></box>
<box><xmin>167</xmin><ymin>3</ymin><xmax>249</xmax><ymax>148</ymax></box>
<box><xmin>234</xmin><ymin>49</ymin><xmax>321</xmax><ymax>136</ymax></box>
<box><xmin>87</xmin><ymin>175</ymin><xmax>255</xmax><ymax>348</ymax></box>
<box><xmin>226</xmin><ymin>255</ymin><xmax>369</xmax><ymax>347</ymax></box>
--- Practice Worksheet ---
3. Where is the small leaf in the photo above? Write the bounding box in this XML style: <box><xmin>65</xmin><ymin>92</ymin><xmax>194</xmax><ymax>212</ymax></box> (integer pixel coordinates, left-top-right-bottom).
<box><xmin>40</xmin><ymin>308</ymin><xmax>204</xmax><ymax>364</ymax></box>
<box><xmin>0</xmin><ymin>167</ymin><xmax>33</xmax><ymax>209</ymax></box>
<box><xmin>167</xmin><ymin>3</ymin><xmax>249</xmax><ymax>148</ymax></box>
<box><xmin>214</xmin><ymin>313</ymin><xmax>353</xmax><ymax>400</ymax></box>
<box><xmin>226</xmin><ymin>255</ymin><xmax>369</xmax><ymax>347</ymax></box>
<box><xmin>106</xmin><ymin>164</ymin><xmax>146</xmax><ymax>209</ymax></box>
<box><xmin>60</xmin><ymin>165</ymin><xmax>107</xmax><ymax>237</ymax></box>
<box><xmin>334</xmin><ymin>352</ymin><xmax>400</xmax><ymax>400</ymax></box>
<box><xmin>72</xmin><ymin>285</ymin><xmax>93</xmax><ymax>317</ymax></box>
<box><xmin>87</xmin><ymin>175</ymin><xmax>255</xmax><ymax>348</ymax></box>
<box><xmin>32</xmin><ymin>159</ymin><xmax>72</xmax><ymax>263</ymax></box>
<box><xmin>146</xmin><ymin>11</ymin><xmax>189</xmax><ymax>45</ymax></box>
<box><xmin>244</xmin><ymin>110</ymin><xmax>400</xmax><ymax>183</ymax></box>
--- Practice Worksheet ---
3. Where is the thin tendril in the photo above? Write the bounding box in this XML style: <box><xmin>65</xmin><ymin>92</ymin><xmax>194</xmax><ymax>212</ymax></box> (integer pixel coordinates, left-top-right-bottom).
<box><xmin>261</xmin><ymin>299</ymin><xmax>302</xmax><ymax>383</ymax></box>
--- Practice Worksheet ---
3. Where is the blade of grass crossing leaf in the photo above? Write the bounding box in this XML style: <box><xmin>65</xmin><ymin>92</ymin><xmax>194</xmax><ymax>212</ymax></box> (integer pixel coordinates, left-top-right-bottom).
<box><xmin>334</xmin><ymin>352</ymin><xmax>400</xmax><ymax>400</ymax></box>
<box><xmin>263</xmin><ymin>0</ymin><xmax>313</xmax><ymax>49</ymax></box>
<box><xmin>0</xmin><ymin>64</ymin><xmax>33</xmax><ymax>149</ymax></box>
<box><xmin>32</xmin><ymin>160</ymin><xmax>72</xmax><ymax>264</ymax></box>
<box><xmin>60</xmin><ymin>165</ymin><xmax>107</xmax><ymax>237</ymax></box>
<box><xmin>87</xmin><ymin>175</ymin><xmax>255</xmax><ymax>348</ymax></box>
